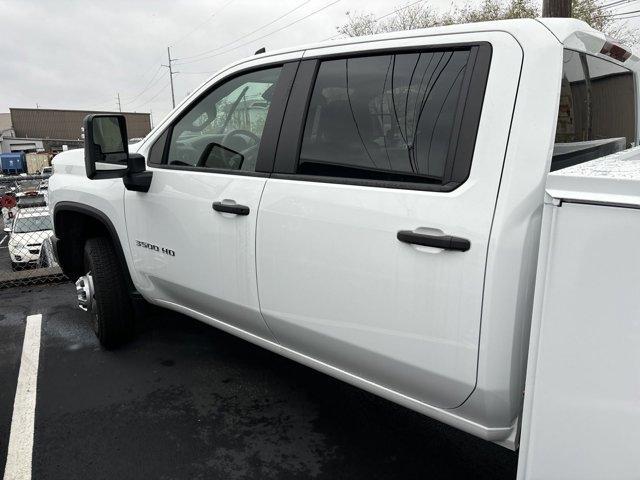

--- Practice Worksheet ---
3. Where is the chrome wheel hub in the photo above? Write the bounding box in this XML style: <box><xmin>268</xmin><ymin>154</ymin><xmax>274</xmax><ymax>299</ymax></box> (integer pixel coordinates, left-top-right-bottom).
<box><xmin>75</xmin><ymin>272</ymin><xmax>95</xmax><ymax>312</ymax></box>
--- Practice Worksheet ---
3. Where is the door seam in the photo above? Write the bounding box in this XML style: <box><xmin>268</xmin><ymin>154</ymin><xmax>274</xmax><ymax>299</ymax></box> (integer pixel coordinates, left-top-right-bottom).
<box><xmin>254</xmin><ymin>178</ymin><xmax>281</xmax><ymax>344</ymax></box>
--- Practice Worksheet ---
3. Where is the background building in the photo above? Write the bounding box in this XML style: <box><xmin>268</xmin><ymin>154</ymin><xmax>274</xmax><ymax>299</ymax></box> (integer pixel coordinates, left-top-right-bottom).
<box><xmin>0</xmin><ymin>108</ymin><xmax>152</xmax><ymax>154</ymax></box>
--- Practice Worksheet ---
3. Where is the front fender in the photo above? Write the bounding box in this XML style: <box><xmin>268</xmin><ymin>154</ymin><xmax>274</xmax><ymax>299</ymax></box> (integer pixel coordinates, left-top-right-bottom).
<box><xmin>49</xmin><ymin>151</ymin><xmax>142</xmax><ymax>292</ymax></box>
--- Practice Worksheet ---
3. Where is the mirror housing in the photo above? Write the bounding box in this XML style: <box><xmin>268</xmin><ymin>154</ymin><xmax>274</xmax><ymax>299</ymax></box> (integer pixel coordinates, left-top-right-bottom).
<box><xmin>83</xmin><ymin>114</ymin><xmax>153</xmax><ymax>192</ymax></box>
<box><xmin>3</xmin><ymin>227</ymin><xmax>11</xmax><ymax>233</ymax></box>
<box><xmin>84</xmin><ymin>114</ymin><xmax>130</xmax><ymax>179</ymax></box>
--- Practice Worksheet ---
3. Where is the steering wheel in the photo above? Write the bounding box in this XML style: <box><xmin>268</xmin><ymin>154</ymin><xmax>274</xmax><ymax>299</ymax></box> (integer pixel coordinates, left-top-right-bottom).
<box><xmin>222</xmin><ymin>129</ymin><xmax>260</xmax><ymax>149</ymax></box>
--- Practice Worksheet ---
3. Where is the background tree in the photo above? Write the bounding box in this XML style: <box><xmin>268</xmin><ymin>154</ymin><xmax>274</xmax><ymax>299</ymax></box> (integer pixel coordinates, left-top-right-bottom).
<box><xmin>337</xmin><ymin>0</ymin><xmax>639</xmax><ymax>46</ymax></box>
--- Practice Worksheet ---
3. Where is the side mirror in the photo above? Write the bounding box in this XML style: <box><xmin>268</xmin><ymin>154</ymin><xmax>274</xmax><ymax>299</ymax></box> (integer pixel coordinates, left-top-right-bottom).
<box><xmin>84</xmin><ymin>114</ymin><xmax>130</xmax><ymax>179</ymax></box>
<box><xmin>4</xmin><ymin>227</ymin><xmax>11</xmax><ymax>233</ymax></box>
<box><xmin>84</xmin><ymin>114</ymin><xmax>153</xmax><ymax>192</ymax></box>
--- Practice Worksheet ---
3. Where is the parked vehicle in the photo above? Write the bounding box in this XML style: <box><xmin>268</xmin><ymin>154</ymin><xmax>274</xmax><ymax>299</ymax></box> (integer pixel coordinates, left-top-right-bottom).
<box><xmin>48</xmin><ymin>19</ymin><xmax>640</xmax><ymax>479</ymax></box>
<box><xmin>41</xmin><ymin>166</ymin><xmax>53</xmax><ymax>176</ymax></box>
<box><xmin>0</xmin><ymin>152</ymin><xmax>27</xmax><ymax>175</ymax></box>
<box><xmin>6</xmin><ymin>206</ymin><xmax>53</xmax><ymax>270</ymax></box>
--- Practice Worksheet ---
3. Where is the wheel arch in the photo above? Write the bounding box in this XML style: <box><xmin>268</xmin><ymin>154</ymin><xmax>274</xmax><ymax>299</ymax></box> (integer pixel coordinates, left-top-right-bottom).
<box><xmin>53</xmin><ymin>201</ymin><xmax>135</xmax><ymax>291</ymax></box>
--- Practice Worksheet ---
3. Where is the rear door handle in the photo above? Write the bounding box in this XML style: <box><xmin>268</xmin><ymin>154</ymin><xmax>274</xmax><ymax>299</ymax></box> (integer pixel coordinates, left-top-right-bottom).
<box><xmin>397</xmin><ymin>230</ymin><xmax>470</xmax><ymax>251</ymax></box>
<box><xmin>212</xmin><ymin>201</ymin><xmax>250</xmax><ymax>216</ymax></box>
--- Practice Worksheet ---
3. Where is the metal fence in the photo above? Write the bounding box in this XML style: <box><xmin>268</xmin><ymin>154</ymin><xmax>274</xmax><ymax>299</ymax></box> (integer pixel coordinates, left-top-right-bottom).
<box><xmin>0</xmin><ymin>174</ymin><xmax>67</xmax><ymax>289</ymax></box>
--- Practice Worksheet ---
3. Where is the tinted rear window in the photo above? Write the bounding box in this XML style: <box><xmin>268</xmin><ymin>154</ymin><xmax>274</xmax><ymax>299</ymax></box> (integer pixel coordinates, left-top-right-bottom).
<box><xmin>553</xmin><ymin>50</ymin><xmax>636</xmax><ymax>171</ymax></box>
<box><xmin>298</xmin><ymin>49</ymin><xmax>475</xmax><ymax>185</ymax></box>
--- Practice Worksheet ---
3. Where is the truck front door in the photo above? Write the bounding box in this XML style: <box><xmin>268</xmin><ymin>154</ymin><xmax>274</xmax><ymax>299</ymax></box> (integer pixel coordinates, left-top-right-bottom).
<box><xmin>124</xmin><ymin>62</ymin><xmax>297</xmax><ymax>340</ymax></box>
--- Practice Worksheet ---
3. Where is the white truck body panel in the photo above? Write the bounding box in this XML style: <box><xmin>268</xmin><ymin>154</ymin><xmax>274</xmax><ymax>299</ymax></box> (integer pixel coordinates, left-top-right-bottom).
<box><xmin>518</xmin><ymin>150</ymin><xmax>640</xmax><ymax>479</ymax></box>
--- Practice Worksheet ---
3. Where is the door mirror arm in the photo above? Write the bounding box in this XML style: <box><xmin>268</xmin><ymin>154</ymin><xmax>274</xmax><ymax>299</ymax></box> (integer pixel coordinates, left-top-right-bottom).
<box><xmin>123</xmin><ymin>154</ymin><xmax>153</xmax><ymax>193</ymax></box>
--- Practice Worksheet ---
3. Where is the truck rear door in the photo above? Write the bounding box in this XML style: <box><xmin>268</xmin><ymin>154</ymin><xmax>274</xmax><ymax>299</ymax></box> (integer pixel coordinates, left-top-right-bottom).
<box><xmin>256</xmin><ymin>33</ymin><xmax>523</xmax><ymax>409</ymax></box>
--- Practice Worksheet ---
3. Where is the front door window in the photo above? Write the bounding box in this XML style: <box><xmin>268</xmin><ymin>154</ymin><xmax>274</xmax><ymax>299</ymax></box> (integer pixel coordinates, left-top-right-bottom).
<box><xmin>167</xmin><ymin>67</ymin><xmax>282</xmax><ymax>172</ymax></box>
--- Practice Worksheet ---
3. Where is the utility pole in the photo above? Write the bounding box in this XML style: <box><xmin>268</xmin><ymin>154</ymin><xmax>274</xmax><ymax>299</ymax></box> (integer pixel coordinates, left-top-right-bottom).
<box><xmin>162</xmin><ymin>46</ymin><xmax>178</xmax><ymax>109</ymax></box>
<box><xmin>116</xmin><ymin>93</ymin><xmax>122</xmax><ymax>112</ymax></box>
<box><xmin>543</xmin><ymin>0</ymin><xmax>571</xmax><ymax>17</ymax></box>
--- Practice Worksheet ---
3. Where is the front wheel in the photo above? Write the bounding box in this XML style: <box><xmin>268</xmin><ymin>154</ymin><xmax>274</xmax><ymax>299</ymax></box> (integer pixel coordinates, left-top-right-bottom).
<box><xmin>78</xmin><ymin>237</ymin><xmax>134</xmax><ymax>349</ymax></box>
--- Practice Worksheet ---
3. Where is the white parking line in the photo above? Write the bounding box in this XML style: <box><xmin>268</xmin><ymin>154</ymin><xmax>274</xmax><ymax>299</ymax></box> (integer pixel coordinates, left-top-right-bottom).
<box><xmin>0</xmin><ymin>235</ymin><xmax>7</xmax><ymax>247</ymax></box>
<box><xmin>3</xmin><ymin>314</ymin><xmax>42</xmax><ymax>480</ymax></box>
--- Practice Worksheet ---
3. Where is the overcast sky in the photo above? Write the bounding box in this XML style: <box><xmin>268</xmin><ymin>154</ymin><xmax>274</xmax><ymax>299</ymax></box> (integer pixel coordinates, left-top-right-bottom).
<box><xmin>2</xmin><ymin>0</ymin><xmax>638</xmax><ymax>127</ymax></box>
<box><xmin>0</xmin><ymin>0</ymin><xmax>457</xmax><ymax>125</ymax></box>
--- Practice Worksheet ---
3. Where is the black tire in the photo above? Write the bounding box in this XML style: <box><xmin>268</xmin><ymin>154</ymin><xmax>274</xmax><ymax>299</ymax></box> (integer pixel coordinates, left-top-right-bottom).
<box><xmin>11</xmin><ymin>261</ymin><xmax>17</xmax><ymax>271</ymax></box>
<box><xmin>84</xmin><ymin>237</ymin><xmax>134</xmax><ymax>349</ymax></box>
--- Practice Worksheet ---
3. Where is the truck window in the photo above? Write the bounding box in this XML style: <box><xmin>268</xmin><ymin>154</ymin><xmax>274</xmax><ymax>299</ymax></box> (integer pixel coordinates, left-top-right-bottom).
<box><xmin>553</xmin><ymin>50</ymin><xmax>636</xmax><ymax>171</ymax></box>
<box><xmin>165</xmin><ymin>66</ymin><xmax>282</xmax><ymax>172</ymax></box>
<box><xmin>147</xmin><ymin>130</ymin><xmax>168</xmax><ymax>165</ymax></box>
<box><xmin>297</xmin><ymin>49</ymin><xmax>476</xmax><ymax>185</ymax></box>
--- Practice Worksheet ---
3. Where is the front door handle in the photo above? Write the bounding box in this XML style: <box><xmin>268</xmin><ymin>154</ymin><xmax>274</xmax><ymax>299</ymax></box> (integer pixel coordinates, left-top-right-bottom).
<box><xmin>397</xmin><ymin>230</ymin><xmax>470</xmax><ymax>251</ymax></box>
<box><xmin>212</xmin><ymin>201</ymin><xmax>250</xmax><ymax>216</ymax></box>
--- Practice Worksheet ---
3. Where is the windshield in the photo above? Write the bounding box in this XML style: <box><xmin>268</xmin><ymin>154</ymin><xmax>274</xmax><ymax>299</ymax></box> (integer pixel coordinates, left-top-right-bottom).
<box><xmin>13</xmin><ymin>214</ymin><xmax>52</xmax><ymax>233</ymax></box>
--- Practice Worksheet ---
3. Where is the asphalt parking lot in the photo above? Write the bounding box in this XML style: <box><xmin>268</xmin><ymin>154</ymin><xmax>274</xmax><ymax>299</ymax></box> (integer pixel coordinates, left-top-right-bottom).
<box><xmin>1</xmin><ymin>283</ymin><xmax>518</xmax><ymax>479</ymax></box>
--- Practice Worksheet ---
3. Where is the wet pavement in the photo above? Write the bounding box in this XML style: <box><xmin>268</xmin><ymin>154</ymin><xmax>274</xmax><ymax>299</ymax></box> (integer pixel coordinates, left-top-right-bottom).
<box><xmin>0</xmin><ymin>283</ymin><xmax>518</xmax><ymax>479</ymax></box>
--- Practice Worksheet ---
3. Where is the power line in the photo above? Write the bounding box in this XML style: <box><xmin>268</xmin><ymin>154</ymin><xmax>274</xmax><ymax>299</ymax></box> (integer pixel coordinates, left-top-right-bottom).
<box><xmin>128</xmin><ymin>81</ymin><xmax>171</xmax><ymax>111</ymax></box>
<box><xmin>81</xmin><ymin>52</ymin><xmax>166</xmax><ymax>108</ymax></box>
<box><xmin>84</xmin><ymin>1</ymin><xmax>229</xmax><ymax>109</ymax></box>
<box><xmin>112</xmin><ymin>1</ymin><xmax>236</xmax><ymax>105</ymax></box>
<box><xmin>129</xmin><ymin>77</ymin><xmax>173</xmax><ymax>110</ymax></box>
<box><xmin>598</xmin><ymin>0</ymin><xmax>628</xmax><ymax>8</ymax></box>
<box><xmin>122</xmin><ymin>52</ymin><xmax>169</xmax><ymax>96</ymax></box>
<box><xmin>320</xmin><ymin>0</ymin><xmax>426</xmax><ymax>42</ymax></box>
<box><xmin>377</xmin><ymin>0</ymin><xmax>425</xmax><ymax>21</ymax></box>
<box><xmin>605</xmin><ymin>11</ymin><xmax>640</xmax><ymax>18</ymax></box>
<box><xmin>170</xmin><ymin>0</ymin><xmax>236</xmax><ymax>47</ymax></box>
<box><xmin>84</xmin><ymin>0</ymin><xmax>340</xmax><ymax>108</ymax></box>
<box><xmin>122</xmin><ymin>65</ymin><xmax>164</xmax><ymax>104</ymax></box>
<box><xmin>175</xmin><ymin>0</ymin><xmax>342</xmax><ymax>66</ymax></box>
<box><xmin>177</xmin><ymin>0</ymin><xmax>313</xmax><ymax>62</ymax></box>
<box><xmin>597</xmin><ymin>0</ymin><xmax>637</xmax><ymax>9</ymax></box>
<box><xmin>612</xmin><ymin>7</ymin><xmax>640</xmax><ymax>15</ymax></box>
<box><xmin>596</xmin><ymin>7</ymin><xmax>640</xmax><ymax>16</ymax></box>
<box><xmin>83</xmin><ymin>0</ymin><xmax>297</xmax><ymax>110</ymax></box>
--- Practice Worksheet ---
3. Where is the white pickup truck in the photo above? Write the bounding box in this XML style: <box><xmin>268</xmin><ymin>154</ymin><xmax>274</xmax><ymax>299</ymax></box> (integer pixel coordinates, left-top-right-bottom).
<box><xmin>48</xmin><ymin>18</ymin><xmax>640</xmax><ymax>478</ymax></box>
